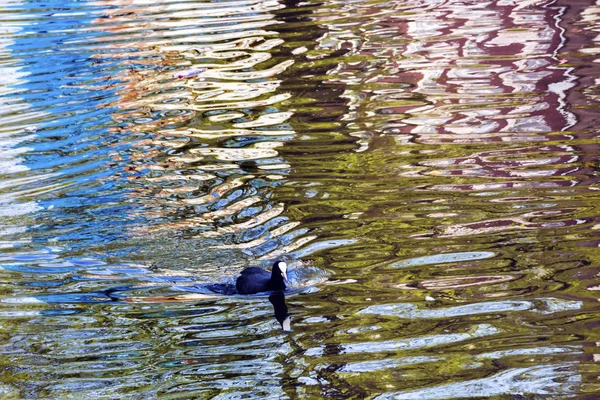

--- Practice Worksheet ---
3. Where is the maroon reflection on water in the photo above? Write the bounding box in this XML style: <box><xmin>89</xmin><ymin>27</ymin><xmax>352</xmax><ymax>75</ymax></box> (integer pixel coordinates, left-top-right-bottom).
<box><xmin>321</xmin><ymin>0</ymin><xmax>577</xmax><ymax>144</ymax></box>
<box><xmin>386</xmin><ymin>1</ymin><xmax>573</xmax><ymax>147</ymax></box>
<box><xmin>288</xmin><ymin>0</ymin><xmax>600</xmax><ymax>252</ymax></box>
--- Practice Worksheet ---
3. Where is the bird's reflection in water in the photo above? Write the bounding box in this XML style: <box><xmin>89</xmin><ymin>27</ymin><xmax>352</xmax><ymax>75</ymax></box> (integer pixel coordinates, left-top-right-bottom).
<box><xmin>183</xmin><ymin>282</ymin><xmax>292</xmax><ymax>331</ymax></box>
<box><xmin>199</xmin><ymin>282</ymin><xmax>291</xmax><ymax>330</ymax></box>
<box><xmin>269</xmin><ymin>291</ymin><xmax>291</xmax><ymax>331</ymax></box>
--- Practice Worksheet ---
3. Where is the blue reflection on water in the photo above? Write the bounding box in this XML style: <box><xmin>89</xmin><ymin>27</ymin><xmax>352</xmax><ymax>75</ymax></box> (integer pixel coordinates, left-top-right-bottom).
<box><xmin>4</xmin><ymin>1</ymin><xmax>141</xmax><ymax>249</ymax></box>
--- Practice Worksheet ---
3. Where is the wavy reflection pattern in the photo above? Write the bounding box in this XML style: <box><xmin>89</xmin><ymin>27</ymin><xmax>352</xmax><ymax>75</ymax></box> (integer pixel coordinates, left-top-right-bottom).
<box><xmin>2</xmin><ymin>0</ymin><xmax>600</xmax><ymax>399</ymax></box>
<box><xmin>0</xmin><ymin>15</ymin><xmax>42</xmax><ymax>242</ymax></box>
<box><xmin>291</xmin><ymin>0</ymin><xmax>600</xmax><ymax>279</ymax></box>
<box><xmin>267</xmin><ymin>0</ymin><xmax>597</xmax><ymax>397</ymax></box>
<box><xmin>87</xmin><ymin>0</ymin><xmax>318</xmax><ymax>268</ymax></box>
<box><xmin>0</xmin><ymin>0</ymin><xmax>331</xmax><ymax>398</ymax></box>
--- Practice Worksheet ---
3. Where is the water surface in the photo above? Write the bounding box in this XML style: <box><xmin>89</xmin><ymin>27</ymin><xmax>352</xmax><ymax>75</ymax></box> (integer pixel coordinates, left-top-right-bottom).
<box><xmin>1</xmin><ymin>0</ymin><xmax>600</xmax><ymax>398</ymax></box>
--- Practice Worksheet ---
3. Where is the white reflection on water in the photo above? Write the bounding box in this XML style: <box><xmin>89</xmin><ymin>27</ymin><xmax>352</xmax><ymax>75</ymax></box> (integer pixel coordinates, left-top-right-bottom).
<box><xmin>305</xmin><ymin>324</ymin><xmax>499</xmax><ymax>357</ymax></box>
<box><xmin>0</xmin><ymin>13</ymin><xmax>42</xmax><ymax>237</ymax></box>
<box><xmin>477</xmin><ymin>346</ymin><xmax>581</xmax><ymax>360</ymax></box>
<box><xmin>359</xmin><ymin>297</ymin><xmax>582</xmax><ymax>319</ymax></box>
<box><xmin>392</xmin><ymin>251</ymin><xmax>496</xmax><ymax>268</ymax></box>
<box><xmin>339</xmin><ymin>356</ymin><xmax>442</xmax><ymax>373</ymax></box>
<box><xmin>375</xmin><ymin>363</ymin><xmax>580</xmax><ymax>399</ymax></box>
<box><xmin>338</xmin><ymin>346</ymin><xmax>582</xmax><ymax>375</ymax></box>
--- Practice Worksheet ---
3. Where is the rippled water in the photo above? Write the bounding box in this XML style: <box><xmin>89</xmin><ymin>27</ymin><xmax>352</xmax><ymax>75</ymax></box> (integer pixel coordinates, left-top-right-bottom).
<box><xmin>2</xmin><ymin>0</ymin><xmax>600</xmax><ymax>398</ymax></box>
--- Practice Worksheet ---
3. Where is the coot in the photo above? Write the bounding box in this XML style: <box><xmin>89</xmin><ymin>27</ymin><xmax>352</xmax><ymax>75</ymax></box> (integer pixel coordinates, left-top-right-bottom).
<box><xmin>236</xmin><ymin>261</ymin><xmax>288</xmax><ymax>294</ymax></box>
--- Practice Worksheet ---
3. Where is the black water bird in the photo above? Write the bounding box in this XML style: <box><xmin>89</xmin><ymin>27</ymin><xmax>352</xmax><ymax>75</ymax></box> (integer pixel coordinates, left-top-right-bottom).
<box><xmin>269</xmin><ymin>291</ymin><xmax>291</xmax><ymax>331</ymax></box>
<box><xmin>236</xmin><ymin>261</ymin><xmax>288</xmax><ymax>295</ymax></box>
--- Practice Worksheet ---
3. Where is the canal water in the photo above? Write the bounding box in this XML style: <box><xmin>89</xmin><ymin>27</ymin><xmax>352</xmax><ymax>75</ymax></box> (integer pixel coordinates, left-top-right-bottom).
<box><xmin>1</xmin><ymin>0</ymin><xmax>600</xmax><ymax>398</ymax></box>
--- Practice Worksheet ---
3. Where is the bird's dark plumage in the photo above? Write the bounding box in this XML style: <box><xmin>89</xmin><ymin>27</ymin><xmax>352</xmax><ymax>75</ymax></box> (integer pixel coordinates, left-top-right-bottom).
<box><xmin>269</xmin><ymin>291</ymin><xmax>291</xmax><ymax>331</ymax></box>
<box><xmin>236</xmin><ymin>261</ymin><xmax>288</xmax><ymax>294</ymax></box>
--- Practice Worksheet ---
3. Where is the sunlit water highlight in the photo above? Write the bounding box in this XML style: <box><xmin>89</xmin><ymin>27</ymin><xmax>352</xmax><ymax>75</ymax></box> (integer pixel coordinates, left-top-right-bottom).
<box><xmin>1</xmin><ymin>0</ymin><xmax>600</xmax><ymax>398</ymax></box>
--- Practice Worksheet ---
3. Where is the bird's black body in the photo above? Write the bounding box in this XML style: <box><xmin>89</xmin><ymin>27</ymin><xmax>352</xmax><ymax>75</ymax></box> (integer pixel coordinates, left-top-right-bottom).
<box><xmin>236</xmin><ymin>262</ymin><xmax>287</xmax><ymax>294</ymax></box>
